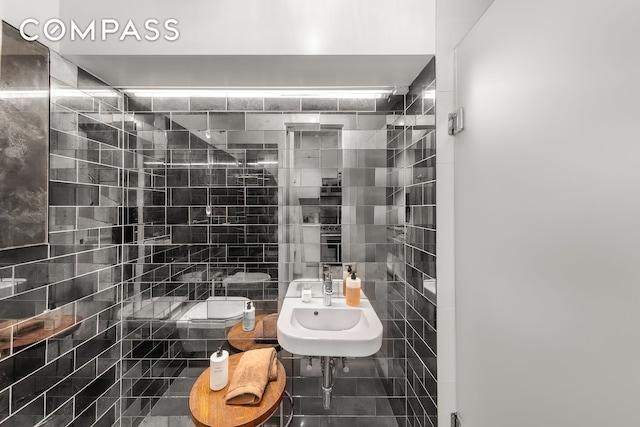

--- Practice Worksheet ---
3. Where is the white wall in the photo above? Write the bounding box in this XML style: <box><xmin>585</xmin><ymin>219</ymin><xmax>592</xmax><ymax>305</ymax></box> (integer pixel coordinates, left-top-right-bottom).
<box><xmin>435</xmin><ymin>0</ymin><xmax>494</xmax><ymax>425</ymax></box>
<box><xmin>56</xmin><ymin>0</ymin><xmax>434</xmax><ymax>56</ymax></box>
<box><xmin>453</xmin><ymin>0</ymin><xmax>640</xmax><ymax>426</ymax></box>
<box><xmin>0</xmin><ymin>0</ymin><xmax>60</xmax><ymax>51</ymax></box>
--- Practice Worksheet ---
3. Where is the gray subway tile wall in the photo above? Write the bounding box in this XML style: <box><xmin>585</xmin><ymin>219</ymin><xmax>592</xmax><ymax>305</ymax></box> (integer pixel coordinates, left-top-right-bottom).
<box><xmin>399</xmin><ymin>59</ymin><xmax>437</xmax><ymax>427</ymax></box>
<box><xmin>0</xmin><ymin>21</ymin><xmax>436</xmax><ymax>427</ymax></box>
<box><xmin>124</xmin><ymin>87</ymin><xmax>415</xmax><ymax>427</ymax></box>
<box><xmin>0</xmin><ymin>37</ymin><xmax>125</xmax><ymax>427</ymax></box>
<box><xmin>120</xmin><ymin>75</ymin><xmax>436</xmax><ymax>426</ymax></box>
<box><xmin>120</xmin><ymin>91</ymin><xmax>280</xmax><ymax>425</ymax></box>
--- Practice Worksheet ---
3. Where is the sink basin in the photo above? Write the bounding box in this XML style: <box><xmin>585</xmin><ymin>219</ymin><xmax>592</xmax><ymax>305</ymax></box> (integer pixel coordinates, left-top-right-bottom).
<box><xmin>277</xmin><ymin>280</ymin><xmax>383</xmax><ymax>357</ymax></box>
<box><xmin>292</xmin><ymin>306</ymin><xmax>364</xmax><ymax>331</ymax></box>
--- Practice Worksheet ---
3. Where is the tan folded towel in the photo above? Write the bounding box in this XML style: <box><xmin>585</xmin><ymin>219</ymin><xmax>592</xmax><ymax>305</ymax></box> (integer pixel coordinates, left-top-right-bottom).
<box><xmin>0</xmin><ymin>319</ymin><xmax>45</xmax><ymax>341</ymax></box>
<box><xmin>0</xmin><ymin>320</ymin><xmax>17</xmax><ymax>341</ymax></box>
<box><xmin>225</xmin><ymin>348</ymin><xmax>278</xmax><ymax>405</ymax></box>
<box><xmin>253</xmin><ymin>314</ymin><xmax>279</xmax><ymax>340</ymax></box>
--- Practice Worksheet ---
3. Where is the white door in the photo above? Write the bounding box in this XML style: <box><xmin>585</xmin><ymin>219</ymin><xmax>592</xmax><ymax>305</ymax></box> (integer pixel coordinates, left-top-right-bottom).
<box><xmin>453</xmin><ymin>1</ymin><xmax>640</xmax><ymax>426</ymax></box>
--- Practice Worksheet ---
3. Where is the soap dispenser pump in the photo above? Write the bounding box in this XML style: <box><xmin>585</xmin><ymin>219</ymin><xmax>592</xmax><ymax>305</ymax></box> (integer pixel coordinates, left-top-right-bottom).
<box><xmin>342</xmin><ymin>265</ymin><xmax>353</xmax><ymax>297</ymax></box>
<box><xmin>346</xmin><ymin>272</ymin><xmax>361</xmax><ymax>307</ymax></box>
<box><xmin>242</xmin><ymin>301</ymin><xmax>255</xmax><ymax>332</ymax></box>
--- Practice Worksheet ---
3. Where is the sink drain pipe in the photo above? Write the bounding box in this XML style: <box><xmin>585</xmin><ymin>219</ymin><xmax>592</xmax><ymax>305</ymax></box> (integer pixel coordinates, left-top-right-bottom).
<box><xmin>321</xmin><ymin>356</ymin><xmax>335</xmax><ymax>409</ymax></box>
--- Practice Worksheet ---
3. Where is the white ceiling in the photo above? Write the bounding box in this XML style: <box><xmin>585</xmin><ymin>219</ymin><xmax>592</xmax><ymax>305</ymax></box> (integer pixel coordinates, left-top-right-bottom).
<box><xmin>2</xmin><ymin>0</ymin><xmax>435</xmax><ymax>88</ymax></box>
<box><xmin>63</xmin><ymin>54</ymin><xmax>433</xmax><ymax>89</ymax></box>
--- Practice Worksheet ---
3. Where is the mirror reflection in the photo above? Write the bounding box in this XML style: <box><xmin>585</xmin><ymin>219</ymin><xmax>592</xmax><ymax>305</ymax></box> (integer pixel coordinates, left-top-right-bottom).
<box><xmin>280</xmin><ymin>127</ymin><xmax>344</xmax><ymax>280</ymax></box>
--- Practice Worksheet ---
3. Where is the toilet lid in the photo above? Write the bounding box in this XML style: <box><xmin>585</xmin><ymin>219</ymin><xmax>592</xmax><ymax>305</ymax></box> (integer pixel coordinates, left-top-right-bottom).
<box><xmin>178</xmin><ymin>296</ymin><xmax>249</xmax><ymax>321</ymax></box>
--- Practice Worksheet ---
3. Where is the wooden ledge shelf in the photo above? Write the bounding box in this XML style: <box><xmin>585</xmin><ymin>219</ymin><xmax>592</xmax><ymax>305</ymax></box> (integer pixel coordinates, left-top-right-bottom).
<box><xmin>189</xmin><ymin>353</ymin><xmax>286</xmax><ymax>427</ymax></box>
<box><xmin>0</xmin><ymin>315</ymin><xmax>83</xmax><ymax>357</ymax></box>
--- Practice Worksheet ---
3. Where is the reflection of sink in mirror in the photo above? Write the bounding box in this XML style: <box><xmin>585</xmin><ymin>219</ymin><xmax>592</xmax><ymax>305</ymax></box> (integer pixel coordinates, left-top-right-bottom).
<box><xmin>278</xmin><ymin>281</ymin><xmax>383</xmax><ymax>357</ymax></box>
<box><xmin>118</xmin><ymin>296</ymin><xmax>187</xmax><ymax>320</ymax></box>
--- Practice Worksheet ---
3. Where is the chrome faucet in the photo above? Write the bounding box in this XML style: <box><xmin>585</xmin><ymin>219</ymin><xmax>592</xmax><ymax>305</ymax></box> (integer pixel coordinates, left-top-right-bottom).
<box><xmin>322</xmin><ymin>264</ymin><xmax>333</xmax><ymax>306</ymax></box>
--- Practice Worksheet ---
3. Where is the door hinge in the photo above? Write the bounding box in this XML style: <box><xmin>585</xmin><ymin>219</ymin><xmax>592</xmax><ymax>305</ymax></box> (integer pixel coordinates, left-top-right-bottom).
<box><xmin>448</xmin><ymin>107</ymin><xmax>464</xmax><ymax>135</ymax></box>
<box><xmin>451</xmin><ymin>412</ymin><xmax>461</xmax><ymax>427</ymax></box>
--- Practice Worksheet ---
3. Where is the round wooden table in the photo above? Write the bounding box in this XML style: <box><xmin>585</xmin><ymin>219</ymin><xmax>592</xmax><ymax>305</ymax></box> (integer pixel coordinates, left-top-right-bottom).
<box><xmin>189</xmin><ymin>353</ymin><xmax>286</xmax><ymax>427</ymax></box>
<box><xmin>227</xmin><ymin>314</ymin><xmax>280</xmax><ymax>352</ymax></box>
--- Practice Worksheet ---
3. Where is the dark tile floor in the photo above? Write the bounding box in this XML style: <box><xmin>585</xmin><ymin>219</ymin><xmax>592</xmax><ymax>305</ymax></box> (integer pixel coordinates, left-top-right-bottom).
<box><xmin>138</xmin><ymin>363</ymin><xmax>401</xmax><ymax>427</ymax></box>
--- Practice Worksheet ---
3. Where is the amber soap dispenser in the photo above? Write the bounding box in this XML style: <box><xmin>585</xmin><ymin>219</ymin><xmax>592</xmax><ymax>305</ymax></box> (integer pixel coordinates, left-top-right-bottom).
<box><xmin>345</xmin><ymin>272</ymin><xmax>361</xmax><ymax>306</ymax></box>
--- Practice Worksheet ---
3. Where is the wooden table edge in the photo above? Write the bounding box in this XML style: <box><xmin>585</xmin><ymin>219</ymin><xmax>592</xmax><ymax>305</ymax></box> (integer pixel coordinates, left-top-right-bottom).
<box><xmin>189</xmin><ymin>354</ymin><xmax>286</xmax><ymax>427</ymax></box>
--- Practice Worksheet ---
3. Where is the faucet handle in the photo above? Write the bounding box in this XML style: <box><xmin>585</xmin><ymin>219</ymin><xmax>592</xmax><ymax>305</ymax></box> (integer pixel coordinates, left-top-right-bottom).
<box><xmin>322</xmin><ymin>264</ymin><xmax>331</xmax><ymax>278</ymax></box>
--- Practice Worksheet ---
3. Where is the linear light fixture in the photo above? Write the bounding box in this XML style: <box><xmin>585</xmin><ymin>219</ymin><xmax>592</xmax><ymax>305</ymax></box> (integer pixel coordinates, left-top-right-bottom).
<box><xmin>143</xmin><ymin>161</ymin><xmax>278</xmax><ymax>167</ymax></box>
<box><xmin>123</xmin><ymin>87</ymin><xmax>393</xmax><ymax>99</ymax></box>
<box><xmin>143</xmin><ymin>161</ymin><xmax>246</xmax><ymax>167</ymax></box>
<box><xmin>247</xmin><ymin>161</ymin><xmax>279</xmax><ymax>166</ymax></box>
<box><xmin>50</xmin><ymin>88</ymin><xmax>120</xmax><ymax>98</ymax></box>
<box><xmin>0</xmin><ymin>90</ymin><xmax>49</xmax><ymax>99</ymax></box>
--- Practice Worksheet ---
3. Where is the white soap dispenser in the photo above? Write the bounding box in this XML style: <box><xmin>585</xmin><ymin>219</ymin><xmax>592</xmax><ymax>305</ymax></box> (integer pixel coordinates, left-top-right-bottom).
<box><xmin>43</xmin><ymin>303</ymin><xmax>62</xmax><ymax>331</ymax></box>
<box><xmin>242</xmin><ymin>301</ymin><xmax>255</xmax><ymax>332</ymax></box>
<box><xmin>210</xmin><ymin>346</ymin><xmax>229</xmax><ymax>391</ymax></box>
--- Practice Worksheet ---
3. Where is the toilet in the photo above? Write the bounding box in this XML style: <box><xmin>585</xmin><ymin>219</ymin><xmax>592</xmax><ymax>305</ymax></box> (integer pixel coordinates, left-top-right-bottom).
<box><xmin>118</xmin><ymin>296</ymin><xmax>187</xmax><ymax>320</ymax></box>
<box><xmin>0</xmin><ymin>278</ymin><xmax>26</xmax><ymax>299</ymax></box>
<box><xmin>176</xmin><ymin>296</ymin><xmax>249</xmax><ymax>354</ymax></box>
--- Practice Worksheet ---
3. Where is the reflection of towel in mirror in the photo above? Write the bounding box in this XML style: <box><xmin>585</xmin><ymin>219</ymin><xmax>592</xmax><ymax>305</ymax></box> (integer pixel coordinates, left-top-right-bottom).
<box><xmin>225</xmin><ymin>348</ymin><xmax>278</xmax><ymax>405</ymax></box>
<box><xmin>0</xmin><ymin>319</ymin><xmax>45</xmax><ymax>341</ymax></box>
<box><xmin>254</xmin><ymin>313</ymin><xmax>279</xmax><ymax>340</ymax></box>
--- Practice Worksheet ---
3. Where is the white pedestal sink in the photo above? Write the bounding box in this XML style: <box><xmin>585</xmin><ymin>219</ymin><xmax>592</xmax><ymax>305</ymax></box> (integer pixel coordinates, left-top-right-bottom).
<box><xmin>277</xmin><ymin>279</ymin><xmax>383</xmax><ymax>357</ymax></box>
